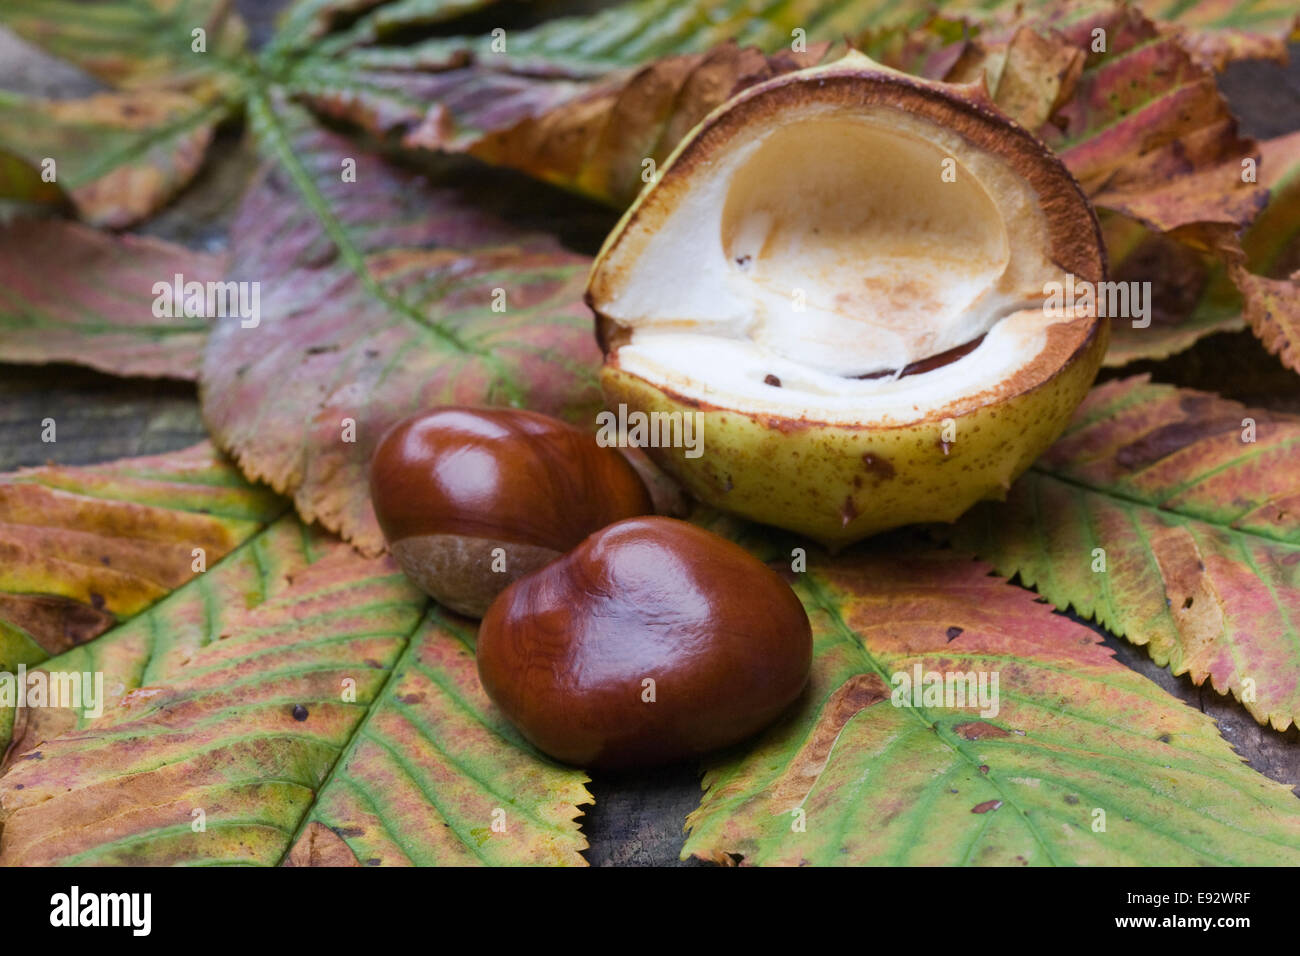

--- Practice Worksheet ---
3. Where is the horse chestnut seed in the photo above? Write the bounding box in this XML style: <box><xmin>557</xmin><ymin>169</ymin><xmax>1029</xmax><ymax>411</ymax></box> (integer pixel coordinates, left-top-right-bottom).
<box><xmin>477</xmin><ymin>516</ymin><xmax>813</xmax><ymax>768</ymax></box>
<box><xmin>370</xmin><ymin>407</ymin><xmax>652</xmax><ymax>616</ymax></box>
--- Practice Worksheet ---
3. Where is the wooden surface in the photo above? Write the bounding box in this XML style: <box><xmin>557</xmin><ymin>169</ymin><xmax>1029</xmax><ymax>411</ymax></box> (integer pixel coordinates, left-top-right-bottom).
<box><xmin>1</xmin><ymin>5</ymin><xmax>1299</xmax><ymax>866</ymax></box>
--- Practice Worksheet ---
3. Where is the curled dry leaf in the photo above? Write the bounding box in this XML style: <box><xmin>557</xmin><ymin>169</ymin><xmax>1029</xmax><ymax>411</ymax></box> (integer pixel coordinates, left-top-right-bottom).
<box><xmin>683</xmin><ymin>543</ymin><xmax>1300</xmax><ymax>865</ymax></box>
<box><xmin>954</xmin><ymin>376</ymin><xmax>1300</xmax><ymax>731</ymax></box>
<box><xmin>1226</xmin><ymin>131</ymin><xmax>1300</xmax><ymax>374</ymax></box>
<box><xmin>200</xmin><ymin>99</ymin><xmax>601</xmax><ymax>554</ymax></box>
<box><xmin>1094</xmin><ymin>131</ymin><xmax>1300</xmax><ymax>368</ymax></box>
<box><xmin>1124</xmin><ymin>0</ymin><xmax>1300</xmax><ymax>69</ymax></box>
<box><xmin>908</xmin><ymin>4</ymin><xmax>1288</xmax><ymax>367</ymax></box>
<box><xmin>0</xmin><ymin>551</ymin><xmax>590</xmax><ymax>866</ymax></box>
<box><xmin>919</xmin><ymin>0</ymin><xmax>1299</xmax><ymax>73</ymax></box>
<box><xmin>0</xmin><ymin>443</ymin><xmax>283</xmax><ymax>675</ymax></box>
<box><xmin>1099</xmin><ymin>211</ymin><xmax>1245</xmax><ymax>366</ymax></box>
<box><xmin>937</xmin><ymin>4</ymin><xmax>1267</xmax><ymax>236</ymax></box>
<box><xmin>0</xmin><ymin>219</ymin><xmax>222</xmax><ymax>379</ymax></box>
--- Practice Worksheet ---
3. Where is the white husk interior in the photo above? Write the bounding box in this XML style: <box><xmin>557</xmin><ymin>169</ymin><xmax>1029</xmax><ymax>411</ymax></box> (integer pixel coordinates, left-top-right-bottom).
<box><xmin>598</xmin><ymin>99</ymin><xmax>1074</xmax><ymax>425</ymax></box>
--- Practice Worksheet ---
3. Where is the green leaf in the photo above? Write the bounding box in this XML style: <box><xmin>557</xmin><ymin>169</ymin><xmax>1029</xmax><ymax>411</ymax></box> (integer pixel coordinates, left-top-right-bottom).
<box><xmin>0</xmin><ymin>0</ymin><xmax>249</xmax><ymax>90</ymax></box>
<box><xmin>953</xmin><ymin>376</ymin><xmax>1300</xmax><ymax>732</ymax></box>
<box><xmin>268</xmin><ymin>0</ymin><xmax>504</xmax><ymax>60</ymax></box>
<box><xmin>1</xmin><ymin>514</ymin><xmax>342</xmax><ymax>768</ymax></box>
<box><xmin>682</xmin><ymin>541</ymin><xmax>1300</xmax><ymax>865</ymax></box>
<box><xmin>0</xmin><ymin>549</ymin><xmax>590</xmax><ymax>866</ymax></box>
<box><xmin>288</xmin><ymin>608</ymin><xmax>590</xmax><ymax>866</ymax></box>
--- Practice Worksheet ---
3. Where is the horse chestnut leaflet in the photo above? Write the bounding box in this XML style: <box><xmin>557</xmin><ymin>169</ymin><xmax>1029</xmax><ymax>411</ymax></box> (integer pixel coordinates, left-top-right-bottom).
<box><xmin>369</xmin><ymin>406</ymin><xmax>652</xmax><ymax>616</ymax></box>
<box><xmin>477</xmin><ymin>516</ymin><xmax>813</xmax><ymax>768</ymax></box>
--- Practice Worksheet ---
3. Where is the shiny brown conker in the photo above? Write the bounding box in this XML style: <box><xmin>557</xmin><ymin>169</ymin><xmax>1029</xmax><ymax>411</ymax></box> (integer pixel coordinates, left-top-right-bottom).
<box><xmin>477</xmin><ymin>516</ymin><xmax>813</xmax><ymax>768</ymax></box>
<box><xmin>369</xmin><ymin>406</ymin><xmax>652</xmax><ymax>616</ymax></box>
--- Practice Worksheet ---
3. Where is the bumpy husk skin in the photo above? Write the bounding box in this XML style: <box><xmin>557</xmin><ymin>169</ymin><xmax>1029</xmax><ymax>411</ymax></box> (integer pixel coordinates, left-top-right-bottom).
<box><xmin>602</xmin><ymin>321</ymin><xmax>1107</xmax><ymax>548</ymax></box>
<box><xmin>589</xmin><ymin>53</ymin><xmax>1109</xmax><ymax>548</ymax></box>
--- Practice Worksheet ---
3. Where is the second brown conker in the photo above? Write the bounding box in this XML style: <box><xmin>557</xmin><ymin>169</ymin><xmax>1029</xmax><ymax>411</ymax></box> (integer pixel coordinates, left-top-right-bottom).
<box><xmin>477</xmin><ymin>516</ymin><xmax>813</xmax><ymax>768</ymax></box>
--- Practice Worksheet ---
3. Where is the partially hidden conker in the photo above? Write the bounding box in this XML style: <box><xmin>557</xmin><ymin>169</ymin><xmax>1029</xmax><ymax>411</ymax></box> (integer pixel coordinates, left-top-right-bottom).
<box><xmin>370</xmin><ymin>407</ymin><xmax>653</xmax><ymax>617</ymax></box>
<box><xmin>477</xmin><ymin>516</ymin><xmax>813</xmax><ymax>768</ymax></box>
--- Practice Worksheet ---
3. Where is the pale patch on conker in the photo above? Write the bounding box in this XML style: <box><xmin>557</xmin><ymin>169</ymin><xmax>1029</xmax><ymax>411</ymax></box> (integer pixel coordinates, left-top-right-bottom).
<box><xmin>391</xmin><ymin>533</ymin><xmax>561</xmax><ymax>617</ymax></box>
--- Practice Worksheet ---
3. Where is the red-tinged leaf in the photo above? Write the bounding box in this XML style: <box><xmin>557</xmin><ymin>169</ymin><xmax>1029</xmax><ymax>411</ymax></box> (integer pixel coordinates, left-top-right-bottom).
<box><xmin>0</xmin><ymin>550</ymin><xmax>423</xmax><ymax>865</ymax></box>
<box><xmin>1126</xmin><ymin>0</ymin><xmax>1300</xmax><ymax>68</ymax></box>
<box><xmin>0</xmin><ymin>89</ymin><xmax>228</xmax><ymax>228</ymax></box>
<box><xmin>0</xmin><ymin>219</ymin><xmax>222</xmax><ymax>379</ymax></box>
<box><xmin>1051</xmin><ymin>10</ymin><xmax>1263</xmax><ymax>235</ymax></box>
<box><xmin>938</xmin><ymin>5</ymin><xmax>1267</xmax><ymax>236</ymax></box>
<box><xmin>944</xmin><ymin>0</ymin><xmax>1298</xmax><ymax>70</ymax></box>
<box><xmin>681</xmin><ymin>543</ymin><xmax>1300</xmax><ymax>865</ymax></box>
<box><xmin>904</xmin><ymin>6</ymin><xmax>1281</xmax><ymax>367</ymax></box>
<box><xmin>0</xmin><ymin>551</ymin><xmax>591</xmax><ymax>866</ymax></box>
<box><xmin>1</xmin><ymin>515</ymin><xmax>346</xmax><ymax>769</ymax></box>
<box><xmin>0</xmin><ymin>443</ymin><xmax>284</xmax><ymax>674</ymax></box>
<box><xmin>199</xmin><ymin>96</ymin><xmax>601</xmax><ymax>554</ymax></box>
<box><xmin>953</xmin><ymin>376</ymin><xmax>1300</xmax><ymax>732</ymax></box>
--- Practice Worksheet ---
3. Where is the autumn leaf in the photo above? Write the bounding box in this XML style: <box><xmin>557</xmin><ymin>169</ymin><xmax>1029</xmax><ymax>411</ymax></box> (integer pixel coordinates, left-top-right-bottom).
<box><xmin>953</xmin><ymin>376</ymin><xmax>1300</xmax><ymax>732</ymax></box>
<box><xmin>0</xmin><ymin>219</ymin><xmax>222</xmax><ymax>379</ymax></box>
<box><xmin>283</xmin><ymin>0</ymin><xmax>933</xmax><ymax>207</ymax></box>
<box><xmin>1096</xmin><ymin>0</ymin><xmax>1299</xmax><ymax>68</ymax></box>
<box><xmin>1</xmin><ymin>514</ymin><xmax>344</xmax><ymax>770</ymax></box>
<box><xmin>0</xmin><ymin>443</ymin><xmax>284</xmax><ymax>676</ymax></box>
<box><xmin>0</xmin><ymin>0</ymin><xmax>248</xmax><ymax>226</ymax></box>
<box><xmin>0</xmin><ymin>0</ymin><xmax>248</xmax><ymax>91</ymax></box>
<box><xmin>0</xmin><ymin>550</ymin><xmax>590</xmax><ymax>866</ymax></box>
<box><xmin>294</xmin><ymin>41</ymin><xmax>832</xmax><ymax>207</ymax></box>
<box><xmin>1078</xmin><ymin>131</ymin><xmax>1300</xmax><ymax>367</ymax></box>
<box><xmin>682</xmin><ymin>542</ymin><xmax>1300</xmax><ymax>865</ymax></box>
<box><xmin>929</xmin><ymin>5</ymin><xmax>1267</xmax><ymax>237</ymax></box>
<box><xmin>287</xmin><ymin>608</ymin><xmax>590</xmax><ymax>866</ymax></box>
<box><xmin>921</xmin><ymin>0</ymin><xmax>1299</xmax><ymax>72</ymax></box>
<box><xmin>897</xmin><ymin>4</ymin><xmax>1284</xmax><ymax>368</ymax></box>
<box><xmin>286</xmin><ymin>0</ymin><xmax>1279</xmax><ymax>226</ymax></box>
<box><xmin>199</xmin><ymin>97</ymin><xmax>601</xmax><ymax>554</ymax></box>
<box><xmin>0</xmin><ymin>89</ymin><xmax>229</xmax><ymax>228</ymax></box>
